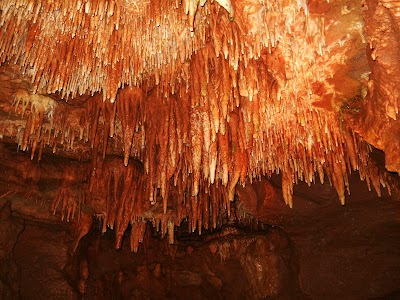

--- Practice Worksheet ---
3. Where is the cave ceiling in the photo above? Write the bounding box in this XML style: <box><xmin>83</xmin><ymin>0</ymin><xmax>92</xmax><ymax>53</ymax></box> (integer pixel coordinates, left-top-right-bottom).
<box><xmin>0</xmin><ymin>0</ymin><xmax>399</xmax><ymax>250</ymax></box>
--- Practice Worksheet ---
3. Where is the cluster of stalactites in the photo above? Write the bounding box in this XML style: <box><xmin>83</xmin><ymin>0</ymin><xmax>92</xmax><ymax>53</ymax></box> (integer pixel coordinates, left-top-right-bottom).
<box><xmin>8</xmin><ymin>89</ymin><xmax>100</xmax><ymax>160</ymax></box>
<box><xmin>8</xmin><ymin>12</ymin><xmax>392</xmax><ymax>214</ymax></box>
<box><xmin>33</xmin><ymin>58</ymin><xmax>391</xmax><ymax>251</ymax></box>
<box><xmin>49</xmin><ymin>155</ymin><xmax>234</xmax><ymax>252</ymax></box>
<box><xmin>10</xmin><ymin>89</ymin><xmax>57</xmax><ymax>160</ymax></box>
<box><xmin>2</xmin><ymin>0</ymin><xmax>393</xmax><ymax>247</ymax></box>
<box><xmin>50</xmin><ymin>162</ymin><xmax>86</xmax><ymax>222</ymax></box>
<box><xmin>1</xmin><ymin>0</ymin><xmax>323</xmax><ymax>101</ymax></box>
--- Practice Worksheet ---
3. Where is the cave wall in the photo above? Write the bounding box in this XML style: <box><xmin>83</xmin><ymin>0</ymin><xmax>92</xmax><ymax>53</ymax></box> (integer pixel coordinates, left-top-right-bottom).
<box><xmin>1</xmin><ymin>199</ymin><xmax>305</xmax><ymax>300</ymax></box>
<box><xmin>238</xmin><ymin>171</ymin><xmax>400</xmax><ymax>298</ymax></box>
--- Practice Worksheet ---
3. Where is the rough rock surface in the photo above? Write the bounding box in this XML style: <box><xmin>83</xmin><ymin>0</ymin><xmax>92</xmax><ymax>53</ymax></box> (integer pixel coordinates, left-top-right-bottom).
<box><xmin>238</xmin><ymin>172</ymin><xmax>400</xmax><ymax>299</ymax></box>
<box><xmin>0</xmin><ymin>201</ymin><xmax>24</xmax><ymax>299</ymax></box>
<box><xmin>0</xmin><ymin>200</ymin><xmax>305</xmax><ymax>300</ymax></box>
<box><xmin>13</xmin><ymin>221</ymin><xmax>77</xmax><ymax>300</ymax></box>
<box><xmin>67</xmin><ymin>225</ymin><xmax>304</xmax><ymax>300</ymax></box>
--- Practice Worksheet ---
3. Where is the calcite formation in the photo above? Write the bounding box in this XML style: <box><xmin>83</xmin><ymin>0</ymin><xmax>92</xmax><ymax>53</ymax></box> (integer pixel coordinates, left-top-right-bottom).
<box><xmin>0</xmin><ymin>0</ymin><xmax>399</xmax><ymax>249</ymax></box>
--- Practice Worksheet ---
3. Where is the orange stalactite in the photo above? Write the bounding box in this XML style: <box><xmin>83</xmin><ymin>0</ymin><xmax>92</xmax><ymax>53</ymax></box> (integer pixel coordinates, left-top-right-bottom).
<box><xmin>190</xmin><ymin>107</ymin><xmax>203</xmax><ymax>196</ymax></box>
<box><xmin>50</xmin><ymin>163</ymin><xmax>81</xmax><ymax>222</ymax></box>
<box><xmin>116</xmin><ymin>87</ymin><xmax>142</xmax><ymax>166</ymax></box>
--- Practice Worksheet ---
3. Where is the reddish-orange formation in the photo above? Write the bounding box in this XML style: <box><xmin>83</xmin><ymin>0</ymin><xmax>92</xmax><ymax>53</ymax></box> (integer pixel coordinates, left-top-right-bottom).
<box><xmin>0</xmin><ymin>0</ymin><xmax>399</xmax><ymax>248</ymax></box>
<box><xmin>356</xmin><ymin>0</ymin><xmax>400</xmax><ymax>172</ymax></box>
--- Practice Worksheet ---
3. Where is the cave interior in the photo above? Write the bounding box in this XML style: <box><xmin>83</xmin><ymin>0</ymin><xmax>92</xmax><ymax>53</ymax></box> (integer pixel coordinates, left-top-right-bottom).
<box><xmin>1</xmin><ymin>0</ymin><xmax>400</xmax><ymax>299</ymax></box>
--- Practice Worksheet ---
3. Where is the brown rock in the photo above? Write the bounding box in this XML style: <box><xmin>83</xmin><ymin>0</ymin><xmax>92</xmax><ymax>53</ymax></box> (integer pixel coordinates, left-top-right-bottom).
<box><xmin>0</xmin><ymin>201</ymin><xmax>24</xmax><ymax>298</ymax></box>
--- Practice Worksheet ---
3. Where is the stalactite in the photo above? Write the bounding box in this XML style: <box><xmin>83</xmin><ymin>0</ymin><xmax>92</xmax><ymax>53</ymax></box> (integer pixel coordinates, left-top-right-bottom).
<box><xmin>282</xmin><ymin>171</ymin><xmax>294</xmax><ymax>208</ymax></box>
<box><xmin>190</xmin><ymin>108</ymin><xmax>203</xmax><ymax>196</ymax></box>
<box><xmin>50</xmin><ymin>163</ymin><xmax>82</xmax><ymax>222</ymax></box>
<box><xmin>116</xmin><ymin>87</ymin><xmax>142</xmax><ymax>166</ymax></box>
